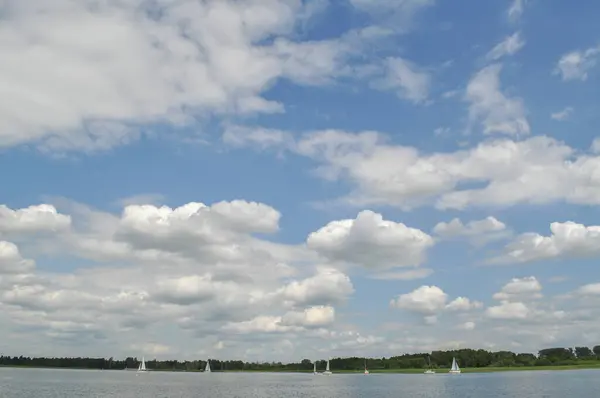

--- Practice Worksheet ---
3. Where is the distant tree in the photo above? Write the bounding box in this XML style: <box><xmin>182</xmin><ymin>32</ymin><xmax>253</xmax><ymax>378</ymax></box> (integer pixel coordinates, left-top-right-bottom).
<box><xmin>538</xmin><ymin>348</ymin><xmax>575</xmax><ymax>362</ymax></box>
<box><xmin>575</xmin><ymin>347</ymin><xmax>593</xmax><ymax>358</ymax></box>
<box><xmin>593</xmin><ymin>345</ymin><xmax>600</xmax><ymax>356</ymax></box>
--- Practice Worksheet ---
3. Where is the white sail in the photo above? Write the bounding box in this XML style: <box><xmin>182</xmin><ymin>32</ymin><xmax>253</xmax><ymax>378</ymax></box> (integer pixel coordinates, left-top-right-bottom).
<box><xmin>313</xmin><ymin>362</ymin><xmax>316</xmax><ymax>374</ymax></box>
<box><xmin>322</xmin><ymin>359</ymin><xmax>332</xmax><ymax>375</ymax></box>
<box><xmin>449</xmin><ymin>357</ymin><xmax>461</xmax><ymax>374</ymax></box>
<box><xmin>205</xmin><ymin>359</ymin><xmax>211</xmax><ymax>372</ymax></box>
<box><xmin>136</xmin><ymin>356</ymin><xmax>148</xmax><ymax>374</ymax></box>
<box><xmin>364</xmin><ymin>359</ymin><xmax>369</xmax><ymax>374</ymax></box>
<box><xmin>424</xmin><ymin>355</ymin><xmax>435</xmax><ymax>374</ymax></box>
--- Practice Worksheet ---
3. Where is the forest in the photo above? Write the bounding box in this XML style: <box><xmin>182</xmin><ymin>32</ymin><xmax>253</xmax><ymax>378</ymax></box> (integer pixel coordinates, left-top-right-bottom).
<box><xmin>1</xmin><ymin>346</ymin><xmax>600</xmax><ymax>371</ymax></box>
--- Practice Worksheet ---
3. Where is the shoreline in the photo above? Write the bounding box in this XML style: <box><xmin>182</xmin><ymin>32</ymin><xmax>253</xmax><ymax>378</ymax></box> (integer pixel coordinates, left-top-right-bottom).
<box><xmin>2</xmin><ymin>364</ymin><xmax>600</xmax><ymax>374</ymax></box>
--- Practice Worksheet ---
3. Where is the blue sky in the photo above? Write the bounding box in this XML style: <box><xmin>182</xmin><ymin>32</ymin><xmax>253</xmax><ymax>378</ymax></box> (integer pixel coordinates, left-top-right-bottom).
<box><xmin>1</xmin><ymin>0</ymin><xmax>600</xmax><ymax>361</ymax></box>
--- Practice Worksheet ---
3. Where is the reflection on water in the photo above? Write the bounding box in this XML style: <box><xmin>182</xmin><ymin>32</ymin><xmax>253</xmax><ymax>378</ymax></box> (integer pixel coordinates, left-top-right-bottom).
<box><xmin>1</xmin><ymin>367</ymin><xmax>600</xmax><ymax>397</ymax></box>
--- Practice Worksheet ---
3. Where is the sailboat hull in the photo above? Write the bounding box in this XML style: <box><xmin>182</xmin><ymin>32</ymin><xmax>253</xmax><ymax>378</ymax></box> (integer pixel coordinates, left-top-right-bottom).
<box><xmin>448</xmin><ymin>370</ymin><xmax>461</xmax><ymax>374</ymax></box>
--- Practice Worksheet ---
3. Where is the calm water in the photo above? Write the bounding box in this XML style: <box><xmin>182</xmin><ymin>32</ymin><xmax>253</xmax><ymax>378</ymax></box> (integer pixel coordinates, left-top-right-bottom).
<box><xmin>1</xmin><ymin>368</ymin><xmax>600</xmax><ymax>397</ymax></box>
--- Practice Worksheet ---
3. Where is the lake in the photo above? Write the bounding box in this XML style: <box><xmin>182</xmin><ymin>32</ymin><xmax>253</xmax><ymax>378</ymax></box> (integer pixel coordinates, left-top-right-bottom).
<box><xmin>1</xmin><ymin>368</ymin><xmax>600</xmax><ymax>397</ymax></box>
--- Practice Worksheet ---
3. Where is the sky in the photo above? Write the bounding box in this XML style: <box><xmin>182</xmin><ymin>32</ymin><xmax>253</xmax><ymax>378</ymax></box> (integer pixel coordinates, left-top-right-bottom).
<box><xmin>1</xmin><ymin>0</ymin><xmax>600</xmax><ymax>362</ymax></box>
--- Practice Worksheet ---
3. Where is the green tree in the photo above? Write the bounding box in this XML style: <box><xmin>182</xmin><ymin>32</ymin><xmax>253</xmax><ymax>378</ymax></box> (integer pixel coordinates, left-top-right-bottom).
<box><xmin>575</xmin><ymin>347</ymin><xmax>593</xmax><ymax>358</ymax></box>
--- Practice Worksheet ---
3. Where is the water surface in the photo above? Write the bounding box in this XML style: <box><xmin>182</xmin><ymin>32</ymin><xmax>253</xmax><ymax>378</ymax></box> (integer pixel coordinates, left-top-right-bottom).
<box><xmin>1</xmin><ymin>368</ymin><xmax>599</xmax><ymax>397</ymax></box>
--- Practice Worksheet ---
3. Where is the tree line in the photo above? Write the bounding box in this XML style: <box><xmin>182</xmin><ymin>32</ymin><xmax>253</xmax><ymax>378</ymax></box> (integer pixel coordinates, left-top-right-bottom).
<box><xmin>1</xmin><ymin>346</ymin><xmax>600</xmax><ymax>371</ymax></box>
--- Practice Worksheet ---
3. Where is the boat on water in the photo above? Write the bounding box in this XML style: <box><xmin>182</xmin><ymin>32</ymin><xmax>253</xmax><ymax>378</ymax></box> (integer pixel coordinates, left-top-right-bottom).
<box><xmin>448</xmin><ymin>357</ymin><xmax>461</xmax><ymax>374</ymax></box>
<box><xmin>136</xmin><ymin>357</ymin><xmax>148</xmax><ymax>374</ymax></box>
<box><xmin>364</xmin><ymin>359</ymin><xmax>369</xmax><ymax>375</ymax></box>
<box><xmin>424</xmin><ymin>355</ymin><xmax>435</xmax><ymax>374</ymax></box>
<box><xmin>313</xmin><ymin>361</ymin><xmax>318</xmax><ymax>375</ymax></box>
<box><xmin>322</xmin><ymin>359</ymin><xmax>332</xmax><ymax>375</ymax></box>
<box><xmin>205</xmin><ymin>359</ymin><xmax>211</xmax><ymax>373</ymax></box>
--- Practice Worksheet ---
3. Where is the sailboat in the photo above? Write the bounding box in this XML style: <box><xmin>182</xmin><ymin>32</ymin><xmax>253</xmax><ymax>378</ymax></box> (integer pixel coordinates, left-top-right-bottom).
<box><xmin>313</xmin><ymin>361</ymin><xmax>317</xmax><ymax>375</ymax></box>
<box><xmin>364</xmin><ymin>359</ymin><xmax>369</xmax><ymax>375</ymax></box>
<box><xmin>424</xmin><ymin>355</ymin><xmax>435</xmax><ymax>374</ymax></box>
<box><xmin>136</xmin><ymin>357</ymin><xmax>148</xmax><ymax>374</ymax></box>
<box><xmin>448</xmin><ymin>357</ymin><xmax>461</xmax><ymax>374</ymax></box>
<box><xmin>205</xmin><ymin>359</ymin><xmax>211</xmax><ymax>373</ymax></box>
<box><xmin>322</xmin><ymin>359</ymin><xmax>332</xmax><ymax>375</ymax></box>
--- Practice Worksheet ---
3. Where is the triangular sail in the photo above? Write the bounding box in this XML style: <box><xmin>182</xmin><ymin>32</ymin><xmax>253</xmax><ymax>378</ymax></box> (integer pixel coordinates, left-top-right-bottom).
<box><xmin>140</xmin><ymin>357</ymin><xmax>146</xmax><ymax>371</ymax></box>
<box><xmin>450</xmin><ymin>357</ymin><xmax>459</xmax><ymax>371</ymax></box>
<box><xmin>326</xmin><ymin>359</ymin><xmax>330</xmax><ymax>371</ymax></box>
<box><xmin>205</xmin><ymin>359</ymin><xmax>211</xmax><ymax>372</ymax></box>
<box><xmin>313</xmin><ymin>362</ymin><xmax>316</xmax><ymax>373</ymax></box>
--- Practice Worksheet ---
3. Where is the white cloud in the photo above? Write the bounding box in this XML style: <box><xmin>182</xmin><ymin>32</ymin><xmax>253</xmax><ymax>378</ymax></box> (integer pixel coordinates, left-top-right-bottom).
<box><xmin>433</xmin><ymin>216</ymin><xmax>507</xmax><ymax>240</ymax></box>
<box><xmin>391</xmin><ymin>285</ymin><xmax>448</xmax><ymax>315</ymax></box>
<box><xmin>0</xmin><ymin>241</ymin><xmax>35</xmax><ymax>275</ymax></box>
<box><xmin>372</xmin><ymin>57</ymin><xmax>431</xmax><ymax>103</ymax></box>
<box><xmin>273</xmin><ymin>267</ymin><xmax>355</xmax><ymax>307</ymax></box>
<box><xmin>577</xmin><ymin>283</ymin><xmax>600</xmax><ymax>296</ymax></box>
<box><xmin>492</xmin><ymin>277</ymin><xmax>543</xmax><ymax>301</ymax></box>
<box><xmin>0</xmin><ymin>200</ymin><xmax>374</xmax><ymax>359</ymax></box>
<box><xmin>486</xmin><ymin>301</ymin><xmax>529</xmax><ymax>320</ymax></box>
<box><xmin>551</xmin><ymin>107</ymin><xmax>574</xmax><ymax>121</ymax></box>
<box><xmin>0</xmin><ymin>204</ymin><xmax>71</xmax><ymax>233</ymax></box>
<box><xmin>508</xmin><ymin>0</ymin><xmax>525</xmax><ymax>23</ymax></box>
<box><xmin>486</xmin><ymin>32</ymin><xmax>525</xmax><ymax>61</ymax></box>
<box><xmin>307</xmin><ymin>210</ymin><xmax>434</xmax><ymax>270</ymax></box>
<box><xmin>222</xmin><ymin>125</ymin><xmax>295</xmax><ymax>152</ymax></box>
<box><xmin>554</xmin><ymin>46</ymin><xmax>600</xmax><ymax>81</ymax></box>
<box><xmin>497</xmin><ymin>222</ymin><xmax>600</xmax><ymax>264</ymax></box>
<box><xmin>459</xmin><ymin>321</ymin><xmax>476</xmax><ymax>330</ymax></box>
<box><xmin>391</xmin><ymin>286</ymin><xmax>481</xmax><ymax>316</ymax></box>
<box><xmin>369</xmin><ymin>268</ymin><xmax>433</xmax><ymax>281</ymax></box>
<box><xmin>445</xmin><ymin>297</ymin><xmax>483</xmax><ymax>312</ymax></box>
<box><xmin>465</xmin><ymin>64</ymin><xmax>530</xmax><ymax>136</ymax></box>
<box><xmin>281</xmin><ymin>306</ymin><xmax>336</xmax><ymax>328</ymax></box>
<box><xmin>0</xmin><ymin>0</ymin><xmax>372</xmax><ymax>153</ymax></box>
<box><xmin>591</xmin><ymin>138</ymin><xmax>600</xmax><ymax>154</ymax></box>
<box><xmin>225</xmin><ymin>127</ymin><xmax>600</xmax><ymax>211</ymax></box>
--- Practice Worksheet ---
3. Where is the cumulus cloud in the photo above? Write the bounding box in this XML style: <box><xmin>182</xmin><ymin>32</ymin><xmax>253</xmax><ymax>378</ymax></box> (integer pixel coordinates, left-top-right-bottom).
<box><xmin>225</xmin><ymin>127</ymin><xmax>600</xmax><ymax>211</ymax></box>
<box><xmin>390</xmin><ymin>285</ymin><xmax>482</xmax><ymax>317</ymax></box>
<box><xmin>496</xmin><ymin>222</ymin><xmax>600</xmax><ymax>264</ymax></box>
<box><xmin>0</xmin><ymin>200</ymin><xmax>370</xmax><ymax>359</ymax></box>
<box><xmin>554</xmin><ymin>46</ymin><xmax>600</xmax><ymax>81</ymax></box>
<box><xmin>465</xmin><ymin>64</ymin><xmax>529</xmax><ymax>136</ymax></box>
<box><xmin>492</xmin><ymin>277</ymin><xmax>543</xmax><ymax>301</ymax></box>
<box><xmin>391</xmin><ymin>285</ymin><xmax>448</xmax><ymax>315</ymax></box>
<box><xmin>576</xmin><ymin>283</ymin><xmax>600</xmax><ymax>296</ymax></box>
<box><xmin>0</xmin><ymin>241</ymin><xmax>35</xmax><ymax>275</ymax></box>
<box><xmin>0</xmin><ymin>204</ymin><xmax>71</xmax><ymax>234</ymax></box>
<box><xmin>445</xmin><ymin>297</ymin><xmax>484</xmax><ymax>312</ymax></box>
<box><xmin>486</xmin><ymin>301</ymin><xmax>529</xmax><ymax>320</ymax></box>
<box><xmin>433</xmin><ymin>216</ymin><xmax>508</xmax><ymax>244</ymax></box>
<box><xmin>272</xmin><ymin>267</ymin><xmax>355</xmax><ymax>307</ymax></box>
<box><xmin>307</xmin><ymin>210</ymin><xmax>434</xmax><ymax>270</ymax></box>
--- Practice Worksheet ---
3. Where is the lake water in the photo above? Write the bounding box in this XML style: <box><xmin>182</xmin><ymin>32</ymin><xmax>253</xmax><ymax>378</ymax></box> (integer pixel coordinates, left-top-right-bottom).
<box><xmin>1</xmin><ymin>368</ymin><xmax>600</xmax><ymax>397</ymax></box>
